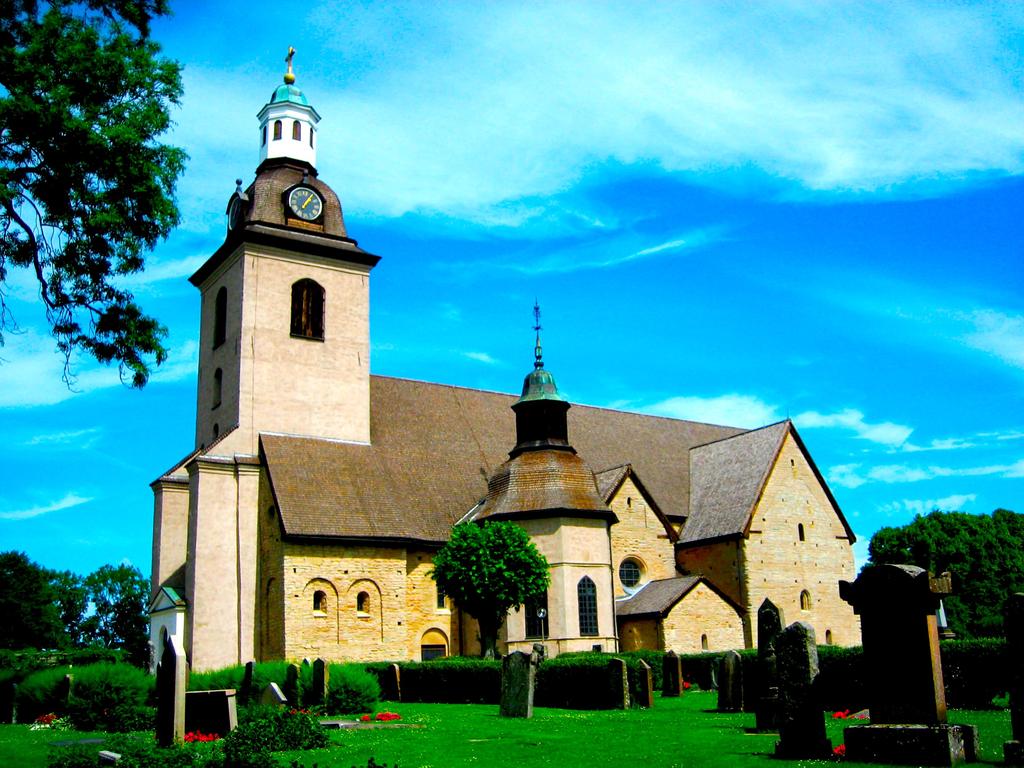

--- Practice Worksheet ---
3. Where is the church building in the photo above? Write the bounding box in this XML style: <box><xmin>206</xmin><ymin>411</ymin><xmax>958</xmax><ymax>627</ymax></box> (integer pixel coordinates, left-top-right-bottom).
<box><xmin>149</xmin><ymin>57</ymin><xmax>860</xmax><ymax>672</ymax></box>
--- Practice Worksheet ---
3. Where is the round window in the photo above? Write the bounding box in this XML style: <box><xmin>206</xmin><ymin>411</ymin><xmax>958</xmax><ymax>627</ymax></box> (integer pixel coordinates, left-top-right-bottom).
<box><xmin>619</xmin><ymin>559</ymin><xmax>642</xmax><ymax>588</ymax></box>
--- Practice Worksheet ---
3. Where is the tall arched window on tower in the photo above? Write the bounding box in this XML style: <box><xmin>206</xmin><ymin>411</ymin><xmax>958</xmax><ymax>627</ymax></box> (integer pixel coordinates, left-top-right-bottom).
<box><xmin>290</xmin><ymin>279</ymin><xmax>325</xmax><ymax>340</ymax></box>
<box><xmin>261</xmin><ymin>125</ymin><xmax>267</xmax><ymax>146</ymax></box>
<box><xmin>212</xmin><ymin>368</ymin><xmax>222</xmax><ymax>409</ymax></box>
<box><xmin>292</xmin><ymin>120</ymin><xmax>301</xmax><ymax>141</ymax></box>
<box><xmin>213</xmin><ymin>287</ymin><xmax>227</xmax><ymax>348</ymax></box>
<box><xmin>577</xmin><ymin>577</ymin><xmax>598</xmax><ymax>636</ymax></box>
<box><xmin>273</xmin><ymin>120</ymin><xmax>282</xmax><ymax>140</ymax></box>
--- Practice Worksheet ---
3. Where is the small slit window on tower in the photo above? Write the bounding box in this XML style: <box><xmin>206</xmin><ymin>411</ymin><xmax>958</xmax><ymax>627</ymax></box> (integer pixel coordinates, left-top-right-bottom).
<box><xmin>701</xmin><ymin>634</ymin><xmax>709</xmax><ymax>651</ymax></box>
<box><xmin>309</xmin><ymin>127</ymin><xmax>315</xmax><ymax>148</ymax></box>
<box><xmin>798</xmin><ymin>523</ymin><xmax>805</xmax><ymax>541</ymax></box>
<box><xmin>800</xmin><ymin>590</ymin><xmax>812</xmax><ymax>611</ymax></box>
<box><xmin>313</xmin><ymin>590</ymin><xmax>326</xmax><ymax>614</ymax></box>
<box><xmin>273</xmin><ymin>120</ymin><xmax>282</xmax><ymax>140</ymax></box>
<box><xmin>577</xmin><ymin>577</ymin><xmax>598</xmax><ymax>637</ymax></box>
<box><xmin>212</xmin><ymin>368</ymin><xmax>222</xmax><ymax>409</ymax></box>
<box><xmin>261</xmin><ymin>125</ymin><xmax>267</xmax><ymax>146</ymax></box>
<box><xmin>290</xmin><ymin>279</ymin><xmax>325</xmax><ymax>340</ymax></box>
<box><xmin>213</xmin><ymin>287</ymin><xmax>227</xmax><ymax>348</ymax></box>
<box><xmin>292</xmin><ymin>120</ymin><xmax>301</xmax><ymax>141</ymax></box>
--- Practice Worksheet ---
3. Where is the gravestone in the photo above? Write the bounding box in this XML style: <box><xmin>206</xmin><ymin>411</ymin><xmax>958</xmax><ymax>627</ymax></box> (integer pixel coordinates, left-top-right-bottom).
<box><xmin>261</xmin><ymin>682</ymin><xmax>288</xmax><ymax>707</ymax></box>
<box><xmin>311</xmin><ymin>658</ymin><xmax>329</xmax><ymax>707</ymax></box>
<box><xmin>240</xmin><ymin>661</ymin><xmax>255</xmax><ymax>706</ymax></box>
<box><xmin>185</xmin><ymin>689</ymin><xmax>238</xmax><ymax>736</ymax></box>
<box><xmin>155</xmin><ymin>632</ymin><xmax>187</xmax><ymax>746</ymax></box>
<box><xmin>1004</xmin><ymin>593</ymin><xmax>1024</xmax><ymax>764</ymax></box>
<box><xmin>608</xmin><ymin>658</ymin><xmax>630</xmax><ymax>710</ymax></box>
<box><xmin>662</xmin><ymin>650</ymin><xmax>683</xmax><ymax>697</ymax></box>
<box><xmin>57</xmin><ymin>674</ymin><xmax>74</xmax><ymax>710</ymax></box>
<box><xmin>499</xmin><ymin>648</ymin><xmax>540</xmax><ymax>717</ymax></box>
<box><xmin>756</xmin><ymin>598</ymin><xmax>784</xmax><ymax>731</ymax></box>
<box><xmin>636</xmin><ymin>660</ymin><xmax>654</xmax><ymax>708</ymax></box>
<box><xmin>840</xmin><ymin>564</ymin><xmax>978</xmax><ymax>766</ymax></box>
<box><xmin>8</xmin><ymin>682</ymin><xmax>17</xmax><ymax>725</ymax></box>
<box><xmin>717</xmin><ymin>650</ymin><xmax>743</xmax><ymax>713</ymax></box>
<box><xmin>283</xmin><ymin>663</ymin><xmax>301</xmax><ymax>707</ymax></box>
<box><xmin>380</xmin><ymin>663</ymin><xmax>402</xmax><ymax>702</ymax></box>
<box><xmin>774</xmin><ymin>622</ymin><xmax>832</xmax><ymax>759</ymax></box>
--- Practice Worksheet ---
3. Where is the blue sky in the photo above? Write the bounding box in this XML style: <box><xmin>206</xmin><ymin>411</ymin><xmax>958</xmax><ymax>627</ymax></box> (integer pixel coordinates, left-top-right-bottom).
<box><xmin>1</xmin><ymin>1</ymin><xmax>1022</xmax><ymax>578</ymax></box>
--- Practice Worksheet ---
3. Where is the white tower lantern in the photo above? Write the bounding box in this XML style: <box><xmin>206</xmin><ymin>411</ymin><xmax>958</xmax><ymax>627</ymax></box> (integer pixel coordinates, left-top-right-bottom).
<box><xmin>256</xmin><ymin>47</ymin><xmax>321</xmax><ymax>169</ymax></box>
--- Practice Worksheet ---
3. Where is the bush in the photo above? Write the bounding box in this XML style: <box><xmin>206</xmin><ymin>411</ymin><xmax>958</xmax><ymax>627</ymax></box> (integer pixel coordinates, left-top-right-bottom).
<box><xmin>47</xmin><ymin>733</ymin><xmax>222</xmax><ymax>768</ymax></box>
<box><xmin>64</xmin><ymin>663</ymin><xmax>155</xmax><ymax>732</ymax></box>
<box><xmin>389</xmin><ymin>657</ymin><xmax>501</xmax><ymax>704</ymax></box>
<box><xmin>534</xmin><ymin>653</ymin><xmax>648</xmax><ymax>709</ymax></box>
<box><xmin>15</xmin><ymin>665</ymin><xmax>73</xmax><ymax>722</ymax></box>
<box><xmin>325</xmin><ymin>664</ymin><xmax>380</xmax><ymax>714</ymax></box>
<box><xmin>221</xmin><ymin>704</ymin><xmax>328</xmax><ymax>768</ymax></box>
<box><xmin>941</xmin><ymin>638</ymin><xmax>1007</xmax><ymax>708</ymax></box>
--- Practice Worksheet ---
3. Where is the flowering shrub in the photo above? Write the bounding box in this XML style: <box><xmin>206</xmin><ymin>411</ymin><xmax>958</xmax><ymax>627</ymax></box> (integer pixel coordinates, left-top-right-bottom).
<box><xmin>359</xmin><ymin>711</ymin><xmax>401</xmax><ymax>722</ymax></box>
<box><xmin>183</xmin><ymin>730</ymin><xmax>221</xmax><ymax>742</ymax></box>
<box><xmin>30</xmin><ymin>712</ymin><xmax>70</xmax><ymax>731</ymax></box>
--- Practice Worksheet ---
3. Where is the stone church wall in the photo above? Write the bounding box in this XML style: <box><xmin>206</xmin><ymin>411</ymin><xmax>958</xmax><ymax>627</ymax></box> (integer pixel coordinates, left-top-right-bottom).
<box><xmin>675</xmin><ymin>539</ymin><xmax>744</xmax><ymax>608</ymax></box>
<box><xmin>660</xmin><ymin>581</ymin><xmax>745</xmax><ymax>653</ymax></box>
<box><xmin>608</xmin><ymin>476</ymin><xmax>677</xmax><ymax>596</ymax></box>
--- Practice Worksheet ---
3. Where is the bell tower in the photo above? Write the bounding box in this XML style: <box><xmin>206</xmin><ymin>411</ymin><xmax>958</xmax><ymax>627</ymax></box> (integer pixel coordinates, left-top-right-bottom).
<box><xmin>189</xmin><ymin>50</ymin><xmax>380</xmax><ymax>455</ymax></box>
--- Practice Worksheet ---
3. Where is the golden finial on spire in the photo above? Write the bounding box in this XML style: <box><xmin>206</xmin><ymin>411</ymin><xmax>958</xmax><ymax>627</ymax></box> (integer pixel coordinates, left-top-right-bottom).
<box><xmin>284</xmin><ymin>46</ymin><xmax>296</xmax><ymax>85</ymax></box>
<box><xmin>533</xmin><ymin>301</ymin><xmax>544</xmax><ymax>369</ymax></box>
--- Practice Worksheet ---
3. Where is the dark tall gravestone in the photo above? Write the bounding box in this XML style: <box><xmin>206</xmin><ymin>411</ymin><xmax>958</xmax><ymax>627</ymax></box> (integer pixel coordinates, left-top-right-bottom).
<box><xmin>636</xmin><ymin>660</ymin><xmax>654</xmax><ymax>709</ymax></box>
<box><xmin>155</xmin><ymin>632</ymin><xmax>187</xmax><ymax>746</ymax></box>
<box><xmin>283</xmin><ymin>663</ymin><xmax>301</xmax><ymax>707</ymax></box>
<box><xmin>240</xmin><ymin>661</ymin><xmax>255</xmax><ymax>706</ymax></box>
<box><xmin>774</xmin><ymin>622</ymin><xmax>831</xmax><ymax>759</ymax></box>
<box><xmin>311</xmin><ymin>658</ymin><xmax>329</xmax><ymax>707</ymax></box>
<box><xmin>500</xmin><ymin>649</ymin><xmax>540</xmax><ymax>717</ymax></box>
<box><xmin>840</xmin><ymin>564</ymin><xmax>977</xmax><ymax>766</ymax></box>
<box><xmin>1004</xmin><ymin>593</ymin><xmax>1024</xmax><ymax>764</ymax></box>
<box><xmin>608</xmin><ymin>658</ymin><xmax>629</xmax><ymax>710</ymax></box>
<box><xmin>717</xmin><ymin>650</ymin><xmax>743</xmax><ymax>713</ymax></box>
<box><xmin>756</xmin><ymin>598</ymin><xmax>784</xmax><ymax>731</ymax></box>
<box><xmin>185</xmin><ymin>689</ymin><xmax>238</xmax><ymax>736</ymax></box>
<box><xmin>662</xmin><ymin>651</ymin><xmax>683</xmax><ymax>697</ymax></box>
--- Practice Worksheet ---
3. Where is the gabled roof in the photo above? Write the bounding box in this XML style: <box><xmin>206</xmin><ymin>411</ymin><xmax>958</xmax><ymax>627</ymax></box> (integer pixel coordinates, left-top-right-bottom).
<box><xmin>595</xmin><ymin>463</ymin><xmax>679</xmax><ymax>542</ymax></box>
<box><xmin>149</xmin><ymin>586</ymin><xmax>186</xmax><ymax>614</ymax></box>
<box><xmin>615</xmin><ymin>575</ymin><xmax>743</xmax><ymax>619</ymax></box>
<box><xmin>680</xmin><ymin>420</ymin><xmax>855</xmax><ymax>546</ymax></box>
<box><xmin>261</xmin><ymin>375</ymin><xmax>742</xmax><ymax>544</ymax></box>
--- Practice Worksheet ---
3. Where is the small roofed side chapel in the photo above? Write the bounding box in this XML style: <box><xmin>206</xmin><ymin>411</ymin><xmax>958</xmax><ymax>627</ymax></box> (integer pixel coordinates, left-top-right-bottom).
<box><xmin>149</xmin><ymin>51</ymin><xmax>860</xmax><ymax>672</ymax></box>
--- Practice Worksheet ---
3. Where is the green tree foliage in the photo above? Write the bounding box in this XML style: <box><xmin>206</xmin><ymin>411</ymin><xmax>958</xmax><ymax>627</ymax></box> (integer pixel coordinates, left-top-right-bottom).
<box><xmin>0</xmin><ymin>551</ymin><xmax>63</xmax><ymax>649</ymax></box>
<box><xmin>432</xmin><ymin>521</ymin><xmax>550</xmax><ymax>658</ymax></box>
<box><xmin>0</xmin><ymin>0</ymin><xmax>186</xmax><ymax>386</ymax></box>
<box><xmin>868</xmin><ymin>508</ymin><xmax>1024</xmax><ymax>638</ymax></box>
<box><xmin>49</xmin><ymin>569</ymin><xmax>89</xmax><ymax>648</ymax></box>
<box><xmin>83</xmin><ymin>563</ymin><xmax>150</xmax><ymax>666</ymax></box>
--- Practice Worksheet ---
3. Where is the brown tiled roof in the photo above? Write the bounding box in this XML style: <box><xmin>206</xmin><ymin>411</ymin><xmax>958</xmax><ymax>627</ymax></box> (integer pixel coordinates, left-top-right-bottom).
<box><xmin>615</xmin><ymin>576</ymin><xmax>701</xmax><ymax>618</ymax></box>
<box><xmin>680</xmin><ymin>421</ymin><xmax>790</xmax><ymax>545</ymax></box>
<box><xmin>594</xmin><ymin>465</ymin><xmax>630</xmax><ymax>502</ymax></box>
<box><xmin>262</xmin><ymin>375</ymin><xmax>743</xmax><ymax>544</ymax></box>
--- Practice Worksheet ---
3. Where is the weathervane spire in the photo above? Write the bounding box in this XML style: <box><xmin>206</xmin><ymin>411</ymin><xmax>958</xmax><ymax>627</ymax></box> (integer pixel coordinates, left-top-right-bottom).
<box><xmin>533</xmin><ymin>301</ymin><xmax>544</xmax><ymax>369</ymax></box>
<box><xmin>284</xmin><ymin>46</ymin><xmax>296</xmax><ymax>85</ymax></box>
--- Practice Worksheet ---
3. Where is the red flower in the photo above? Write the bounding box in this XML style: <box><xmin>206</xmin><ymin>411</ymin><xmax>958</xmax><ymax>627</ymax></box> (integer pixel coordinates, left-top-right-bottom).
<box><xmin>34</xmin><ymin>714</ymin><xmax>57</xmax><ymax>726</ymax></box>
<box><xmin>375</xmin><ymin>712</ymin><xmax>401</xmax><ymax>722</ymax></box>
<box><xmin>833</xmin><ymin>744</ymin><xmax>847</xmax><ymax>758</ymax></box>
<box><xmin>682</xmin><ymin>681</ymin><xmax>692</xmax><ymax>690</ymax></box>
<box><xmin>832</xmin><ymin>709</ymin><xmax>851</xmax><ymax>719</ymax></box>
<box><xmin>184</xmin><ymin>731</ymin><xmax>220</xmax><ymax>743</ymax></box>
<box><xmin>360</xmin><ymin>714</ymin><xmax>371</xmax><ymax>722</ymax></box>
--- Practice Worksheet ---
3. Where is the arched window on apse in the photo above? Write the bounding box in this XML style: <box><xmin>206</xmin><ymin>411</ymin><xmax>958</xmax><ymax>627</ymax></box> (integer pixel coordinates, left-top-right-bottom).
<box><xmin>577</xmin><ymin>577</ymin><xmax>598</xmax><ymax>637</ymax></box>
<box><xmin>357</xmin><ymin>591</ymin><xmax>370</xmax><ymax>615</ymax></box>
<box><xmin>312</xmin><ymin>590</ymin><xmax>327</xmax><ymax>614</ymax></box>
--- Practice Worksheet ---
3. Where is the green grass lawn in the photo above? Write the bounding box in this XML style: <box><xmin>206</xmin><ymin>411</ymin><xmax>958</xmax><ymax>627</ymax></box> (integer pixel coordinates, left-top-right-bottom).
<box><xmin>1</xmin><ymin>692</ymin><xmax>1012</xmax><ymax>768</ymax></box>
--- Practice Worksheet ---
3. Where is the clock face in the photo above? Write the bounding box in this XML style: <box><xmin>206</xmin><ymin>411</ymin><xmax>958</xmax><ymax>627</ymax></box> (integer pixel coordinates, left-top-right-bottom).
<box><xmin>228</xmin><ymin>196</ymin><xmax>247</xmax><ymax>230</ymax></box>
<box><xmin>288</xmin><ymin>186</ymin><xmax>323</xmax><ymax>221</ymax></box>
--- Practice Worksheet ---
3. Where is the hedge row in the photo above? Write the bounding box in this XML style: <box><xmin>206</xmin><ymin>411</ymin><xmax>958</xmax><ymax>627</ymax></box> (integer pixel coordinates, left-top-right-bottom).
<box><xmin>0</xmin><ymin>647</ymin><xmax>125</xmax><ymax>672</ymax></box>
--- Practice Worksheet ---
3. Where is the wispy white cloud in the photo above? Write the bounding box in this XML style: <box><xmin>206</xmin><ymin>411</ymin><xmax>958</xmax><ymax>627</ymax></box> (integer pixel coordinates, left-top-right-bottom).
<box><xmin>828</xmin><ymin>459</ymin><xmax>1024</xmax><ymax>488</ymax></box>
<box><xmin>962</xmin><ymin>309</ymin><xmax>1024</xmax><ymax>370</ymax></box>
<box><xmin>463</xmin><ymin>351</ymin><xmax>497</xmax><ymax>365</ymax></box>
<box><xmin>116</xmin><ymin>253</ymin><xmax>210</xmax><ymax>290</ymax></box>
<box><xmin>645</xmin><ymin>393</ymin><xmax>779</xmax><ymax>429</ymax></box>
<box><xmin>900</xmin><ymin>436</ymin><xmax>977</xmax><ymax>453</ymax></box>
<box><xmin>878</xmin><ymin>493</ymin><xmax>977</xmax><ymax>517</ymax></box>
<box><xmin>795</xmin><ymin>408</ymin><xmax>913</xmax><ymax>447</ymax></box>
<box><xmin>24</xmin><ymin>428</ymin><xmax>102</xmax><ymax>449</ymax></box>
<box><xmin>0</xmin><ymin>493</ymin><xmax>93</xmax><ymax>521</ymax></box>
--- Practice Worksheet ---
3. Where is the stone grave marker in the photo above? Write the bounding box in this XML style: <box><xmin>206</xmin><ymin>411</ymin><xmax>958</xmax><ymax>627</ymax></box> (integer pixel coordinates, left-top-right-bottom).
<box><xmin>8</xmin><ymin>682</ymin><xmax>17</xmax><ymax>724</ymax></box>
<box><xmin>774</xmin><ymin>621</ymin><xmax>832</xmax><ymax>759</ymax></box>
<box><xmin>381</xmin><ymin>663</ymin><xmax>402</xmax><ymax>702</ymax></box>
<box><xmin>311</xmin><ymin>658</ymin><xmax>329</xmax><ymax>707</ymax></box>
<box><xmin>155</xmin><ymin>632</ymin><xmax>187</xmax><ymax>746</ymax></box>
<box><xmin>283</xmin><ymin>663</ymin><xmax>300</xmax><ymax>707</ymax></box>
<box><xmin>1005</xmin><ymin>593</ymin><xmax>1024</xmax><ymax>764</ymax></box>
<box><xmin>756</xmin><ymin>598</ymin><xmax>784</xmax><ymax>731</ymax></box>
<box><xmin>499</xmin><ymin>648</ymin><xmax>540</xmax><ymax>717</ymax></box>
<box><xmin>662</xmin><ymin>650</ymin><xmax>683</xmax><ymax>697</ymax></box>
<box><xmin>608</xmin><ymin>658</ymin><xmax>630</xmax><ymax>710</ymax></box>
<box><xmin>840</xmin><ymin>564</ymin><xmax>978</xmax><ymax>766</ymax></box>
<box><xmin>636</xmin><ymin>660</ymin><xmax>654</xmax><ymax>708</ymax></box>
<box><xmin>261</xmin><ymin>682</ymin><xmax>288</xmax><ymax>707</ymax></box>
<box><xmin>717</xmin><ymin>650</ymin><xmax>743</xmax><ymax>713</ymax></box>
<box><xmin>185</xmin><ymin>689</ymin><xmax>238</xmax><ymax>737</ymax></box>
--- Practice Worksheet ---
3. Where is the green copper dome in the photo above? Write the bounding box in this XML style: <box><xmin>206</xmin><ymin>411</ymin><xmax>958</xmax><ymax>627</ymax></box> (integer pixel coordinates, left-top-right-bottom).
<box><xmin>269</xmin><ymin>83</ymin><xmax>309</xmax><ymax>106</ymax></box>
<box><xmin>517</xmin><ymin>366</ymin><xmax>566</xmax><ymax>404</ymax></box>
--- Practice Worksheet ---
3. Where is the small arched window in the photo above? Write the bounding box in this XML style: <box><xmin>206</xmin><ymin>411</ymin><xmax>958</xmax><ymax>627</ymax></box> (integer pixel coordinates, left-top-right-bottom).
<box><xmin>313</xmin><ymin>590</ymin><xmax>327</xmax><ymax>613</ymax></box>
<box><xmin>261</xmin><ymin>125</ymin><xmax>267</xmax><ymax>146</ymax></box>
<box><xmin>213</xmin><ymin>287</ymin><xmax>227</xmax><ymax>348</ymax></box>
<box><xmin>273</xmin><ymin>120</ymin><xmax>282</xmax><ymax>140</ymax></box>
<box><xmin>825</xmin><ymin>629</ymin><xmax>833</xmax><ymax>645</ymax></box>
<box><xmin>290</xmin><ymin>279</ymin><xmax>325</xmax><ymax>340</ymax></box>
<box><xmin>798</xmin><ymin>523</ymin><xmax>805</xmax><ymax>542</ymax></box>
<box><xmin>212</xmin><ymin>368</ymin><xmax>223</xmax><ymax>409</ymax></box>
<box><xmin>577</xmin><ymin>577</ymin><xmax>598</xmax><ymax>637</ymax></box>
<box><xmin>436</xmin><ymin>585</ymin><xmax>446</xmax><ymax>610</ymax></box>
<box><xmin>309</xmin><ymin>127</ymin><xmax>315</xmax><ymax>148</ymax></box>
<box><xmin>800</xmin><ymin>590</ymin><xmax>812</xmax><ymax>611</ymax></box>
<box><xmin>701</xmin><ymin>634</ymin><xmax>709</xmax><ymax>651</ymax></box>
<box><xmin>212</xmin><ymin>423</ymin><xmax>219</xmax><ymax>439</ymax></box>
<box><xmin>357</xmin><ymin>591</ymin><xmax>369</xmax><ymax>614</ymax></box>
<box><xmin>292</xmin><ymin>120</ymin><xmax>301</xmax><ymax>141</ymax></box>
